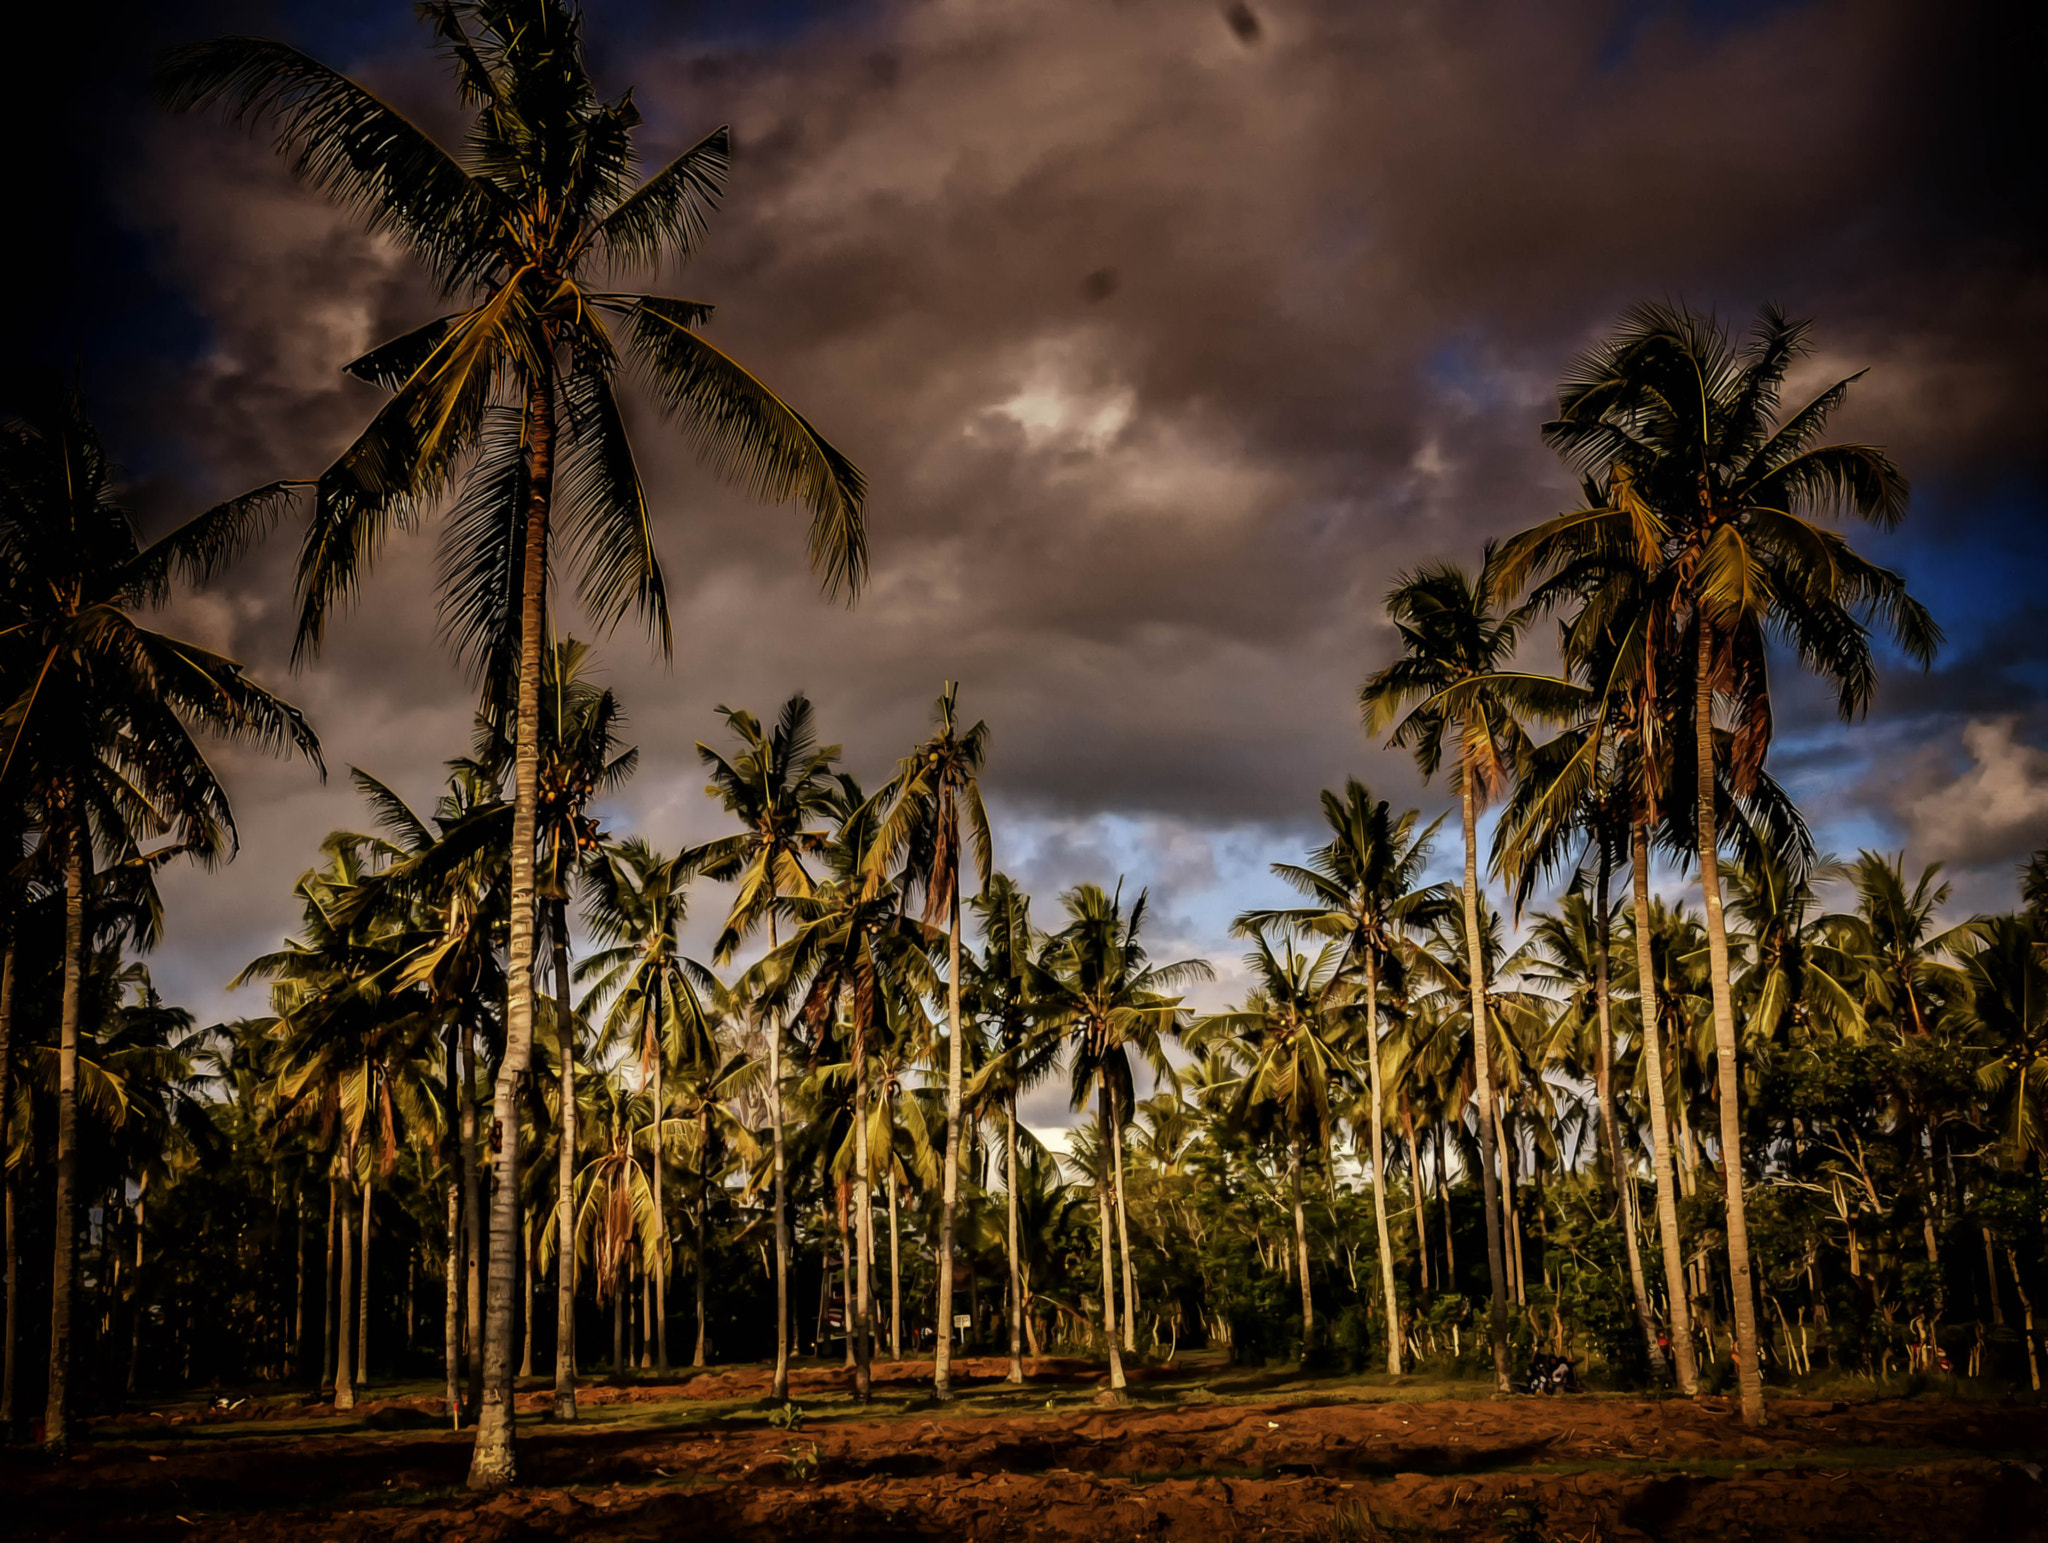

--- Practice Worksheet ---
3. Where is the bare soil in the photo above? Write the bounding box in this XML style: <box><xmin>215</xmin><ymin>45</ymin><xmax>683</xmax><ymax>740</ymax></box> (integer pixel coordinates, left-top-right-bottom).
<box><xmin>8</xmin><ymin>1358</ymin><xmax>2044</xmax><ymax>1541</ymax></box>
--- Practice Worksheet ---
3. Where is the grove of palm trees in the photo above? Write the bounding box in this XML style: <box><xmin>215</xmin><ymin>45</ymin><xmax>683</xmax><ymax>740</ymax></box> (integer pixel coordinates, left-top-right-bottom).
<box><xmin>3</xmin><ymin>3</ymin><xmax>2043</xmax><ymax>1540</ymax></box>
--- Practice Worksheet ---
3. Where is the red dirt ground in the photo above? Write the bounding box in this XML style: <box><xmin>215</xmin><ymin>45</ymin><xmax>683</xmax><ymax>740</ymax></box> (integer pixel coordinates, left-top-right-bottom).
<box><xmin>10</xmin><ymin>1361</ymin><xmax>2045</xmax><ymax>1541</ymax></box>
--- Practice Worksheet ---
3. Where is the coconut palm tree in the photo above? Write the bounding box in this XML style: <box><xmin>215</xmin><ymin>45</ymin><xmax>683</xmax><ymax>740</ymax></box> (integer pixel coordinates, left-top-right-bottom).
<box><xmin>691</xmin><ymin>695</ymin><xmax>840</xmax><ymax>1400</ymax></box>
<box><xmin>578</xmin><ymin>839</ymin><xmax>721</xmax><ymax>1374</ymax></box>
<box><xmin>1235</xmin><ymin>781</ymin><xmax>1447</xmax><ymax>1373</ymax></box>
<box><xmin>1032</xmin><ymin>883</ymin><xmax>1209</xmax><ymax>1393</ymax></box>
<box><xmin>965</xmin><ymin>874</ymin><xmax>1056</xmax><ymax>1383</ymax></box>
<box><xmin>1360</xmin><ymin>562</ymin><xmax>1580</xmax><ymax>1391</ymax></box>
<box><xmin>160</xmin><ymin>1</ymin><xmax>865</xmax><ymax>1483</ymax></box>
<box><xmin>0</xmin><ymin>387</ymin><xmax>320</xmax><ymax>1451</ymax></box>
<box><xmin>1192</xmin><ymin>929</ymin><xmax>1354</xmax><ymax>1356</ymax></box>
<box><xmin>864</xmin><ymin>683</ymin><xmax>990</xmax><ymax>1400</ymax></box>
<box><xmin>1515</xmin><ymin>302</ymin><xmax>1938</xmax><ymax>1425</ymax></box>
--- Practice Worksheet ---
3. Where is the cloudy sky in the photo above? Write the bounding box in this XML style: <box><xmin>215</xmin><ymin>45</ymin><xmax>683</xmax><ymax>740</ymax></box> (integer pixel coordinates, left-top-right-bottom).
<box><xmin>12</xmin><ymin>0</ymin><xmax>2046</xmax><ymax>1129</ymax></box>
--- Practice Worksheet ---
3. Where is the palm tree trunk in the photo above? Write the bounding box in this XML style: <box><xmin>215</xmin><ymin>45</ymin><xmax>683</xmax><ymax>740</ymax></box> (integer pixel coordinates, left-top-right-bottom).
<box><xmin>1694</xmin><ymin>624</ymin><xmax>1765</xmax><ymax>1427</ymax></box>
<box><xmin>335</xmin><ymin>1177</ymin><xmax>357</xmax><ymax>1412</ymax></box>
<box><xmin>357</xmin><ymin>1172</ymin><xmax>373</xmax><ymax>1389</ymax></box>
<box><xmin>445</xmin><ymin>1170</ymin><xmax>461</xmax><ymax>1427</ymax></box>
<box><xmin>766</xmin><ymin>912</ymin><xmax>791</xmax><ymax>1402</ymax></box>
<box><xmin>1005</xmin><ymin>1092</ymin><xmax>1024</xmax><ymax>1382</ymax></box>
<box><xmin>520</xmin><ymin>1212</ymin><xmax>536</xmax><ymax>1380</ymax></box>
<box><xmin>648</xmin><ymin>1019</ymin><xmax>668</xmax><ymax>1377</ymax></box>
<box><xmin>468</xmin><ymin>362</ymin><xmax>556</xmax><ymax>1489</ymax></box>
<box><xmin>1364</xmin><ymin>950</ymin><xmax>1402</xmax><ymax>1373</ymax></box>
<box><xmin>1404</xmin><ymin>1107</ymin><xmax>1430</xmax><ymax>1294</ymax></box>
<box><xmin>1494</xmin><ymin>1099</ymin><xmax>1523</xmax><ymax>1306</ymax></box>
<box><xmin>612</xmin><ymin>1268</ymin><xmax>626</xmax><ymax>1376</ymax></box>
<box><xmin>1460</xmin><ymin>776</ymin><xmax>1511</xmax><ymax>1394</ymax></box>
<box><xmin>934</xmin><ymin>888</ymin><xmax>966</xmax><ymax>1401</ymax></box>
<box><xmin>1095</xmin><ymin>1080</ymin><xmax>1126</xmax><ymax>1393</ymax></box>
<box><xmin>1631</xmin><ymin>818</ymin><xmax>1699</xmax><ymax>1393</ymax></box>
<box><xmin>1597</xmin><ymin>848</ymin><xmax>1661</xmax><ymax>1371</ymax></box>
<box><xmin>292</xmin><ymin>1185</ymin><xmax>306</xmax><ymax>1382</ymax></box>
<box><xmin>2</xmin><ymin>1172</ymin><xmax>17</xmax><ymax>1426</ymax></box>
<box><xmin>460</xmin><ymin>1015</ymin><xmax>484</xmax><ymax>1421</ymax></box>
<box><xmin>693</xmin><ymin>1107</ymin><xmax>708</xmax><ymax>1368</ymax></box>
<box><xmin>1436</xmin><ymin>1126</ymin><xmax>1455</xmax><ymax>1285</ymax></box>
<box><xmin>837</xmin><ymin>1189</ymin><xmax>855</xmax><ymax>1369</ymax></box>
<box><xmin>1289</xmin><ymin>1133</ymin><xmax>1314</xmax><ymax>1354</ymax></box>
<box><xmin>552</xmin><ymin>900</ymin><xmax>578</xmax><ymax>1419</ymax></box>
<box><xmin>853</xmin><ymin>1024</ymin><xmax>874</xmax><ymax>1404</ymax></box>
<box><xmin>43</xmin><ymin>813</ymin><xmax>88</xmax><ymax>1453</ymax></box>
<box><xmin>1110</xmin><ymin>1090</ymin><xmax>1138</xmax><ymax>1355</ymax></box>
<box><xmin>0</xmin><ymin>941</ymin><xmax>16</xmax><ymax>1422</ymax></box>
<box><xmin>889</xmin><ymin>1171</ymin><xmax>903</xmax><ymax>1361</ymax></box>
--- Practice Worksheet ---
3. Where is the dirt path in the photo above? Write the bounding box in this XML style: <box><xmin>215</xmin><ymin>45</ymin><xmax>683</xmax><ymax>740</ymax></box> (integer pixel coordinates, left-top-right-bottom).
<box><xmin>10</xmin><ymin>1373</ymin><xmax>2045</xmax><ymax>1541</ymax></box>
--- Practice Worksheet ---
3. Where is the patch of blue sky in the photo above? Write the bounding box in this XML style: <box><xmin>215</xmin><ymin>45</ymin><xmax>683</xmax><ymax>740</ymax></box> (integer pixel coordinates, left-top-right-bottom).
<box><xmin>1596</xmin><ymin>0</ymin><xmax>1817</xmax><ymax>74</ymax></box>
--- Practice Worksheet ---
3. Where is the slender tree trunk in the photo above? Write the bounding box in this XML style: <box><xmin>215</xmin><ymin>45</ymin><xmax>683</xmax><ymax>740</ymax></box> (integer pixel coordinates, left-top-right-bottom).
<box><xmin>0</xmin><ymin>942</ymin><xmax>17</xmax><ymax>1422</ymax></box>
<box><xmin>1095</xmin><ymin>1079</ymin><xmax>1126</xmax><ymax>1393</ymax></box>
<box><xmin>838</xmin><ymin>1191</ymin><xmax>855</xmax><ymax>1369</ymax></box>
<box><xmin>1364</xmin><ymin>950</ymin><xmax>1402</xmax><ymax>1373</ymax></box>
<box><xmin>291</xmin><ymin>1185</ymin><xmax>307</xmax><ymax>1382</ymax></box>
<box><xmin>1110</xmin><ymin>1088</ymin><xmax>1139</xmax><ymax>1355</ymax></box>
<box><xmin>357</xmin><ymin>1173</ymin><xmax>373</xmax><ymax>1389</ymax></box>
<box><xmin>1694</xmin><ymin>624</ymin><xmax>1766</xmax><ymax>1427</ymax></box>
<box><xmin>1631</xmin><ymin>820</ymin><xmax>1699</xmax><ymax>1392</ymax></box>
<box><xmin>693</xmin><ymin>1108</ymin><xmax>708</xmax><ymax>1368</ymax></box>
<box><xmin>467</xmin><ymin>362</ymin><xmax>555</xmax><ymax>1488</ymax></box>
<box><xmin>766</xmin><ymin>912</ymin><xmax>791</xmax><ymax>1402</ymax></box>
<box><xmin>1005</xmin><ymin>1092</ymin><xmax>1024</xmax><ymax>1382</ymax></box>
<box><xmin>1597</xmin><ymin>850</ymin><xmax>1661</xmax><ymax>1370</ymax></box>
<box><xmin>1495</xmin><ymin>1099</ymin><xmax>1523</xmax><ymax>1306</ymax></box>
<box><xmin>853</xmin><ymin>1024</ymin><xmax>874</xmax><ymax>1403</ymax></box>
<box><xmin>2008</xmin><ymin>1249</ymin><xmax>2040</xmax><ymax>1393</ymax></box>
<box><xmin>646</xmin><ymin>1012</ymin><xmax>668</xmax><ymax>1377</ymax></box>
<box><xmin>460</xmin><ymin>1015</ymin><xmax>484</xmax><ymax>1420</ymax></box>
<box><xmin>889</xmin><ymin>1171</ymin><xmax>903</xmax><ymax>1361</ymax></box>
<box><xmin>445</xmin><ymin>1023</ymin><xmax>463</xmax><ymax>1427</ymax></box>
<box><xmin>1460</xmin><ymin>777</ymin><xmax>1511</xmax><ymax>1393</ymax></box>
<box><xmin>612</xmin><ymin>1270</ymin><xmax>625</xmax><ymax>1376</ymax></box>
<box><xmin>552</xmin><ymin>901</ymin><xmax>578</xmax><ymax>1418</ymax></box>
<box><xmin>934</xmin><ymin>889</ymin><xmax>966</xmax><ymax>1400</ymax></box>
<box><xmin>1289</xmin><ymin>1133</ymin><xmax>1314</xmax><ymax>1354</ymax></box>
<box><xmin>520</xmin><ymin>1211</ymin><xmax>536</xmax><ymax>1381</ymax></box>
<box><xmin>2</xmin><ymin>1173</ymin><xmax>16</xmax><ymax>1426</ymax></box>
<box><xmin>1404</xmin><ymin>1104</ymin><xmax>1430</xmax><ymax>1295</ymax></box>
<box><xmin>335</xmin><ymin>1178</ymin><xmax>357</xmax><ymax>1412</ymax></box>
<box><xmin>1983</xmin><ymin>1228</ymin><xmax>2005</xmax><ymax>1327</ymax></box>
<box><xmin>41</xmin><ymin>814</ymin><xmax>88</xmax><ymax>1453</ymax></box>
<box><xmin>1436</xmin><ymin>1127</ymin><xmax>1455</xmax><ymax>1286</ymax></box>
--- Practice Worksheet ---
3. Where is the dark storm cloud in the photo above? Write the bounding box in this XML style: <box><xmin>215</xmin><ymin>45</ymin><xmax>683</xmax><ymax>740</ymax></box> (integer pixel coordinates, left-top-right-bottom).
<box><xmin>17</xmin><ymin>0</ymin><xmax>2045</xmax><ymax>1021</ymax></box>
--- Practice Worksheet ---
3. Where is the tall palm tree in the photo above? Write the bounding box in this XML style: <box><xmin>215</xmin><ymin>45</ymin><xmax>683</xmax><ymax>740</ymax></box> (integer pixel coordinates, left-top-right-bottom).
<box><xmin>0</xmin><ymin>388</ymin><xmax>320</xmax><ymax>1452</ymax></box>
<box><xmin>1958</xmin><ymin>915</ymin><xmax>2048</xmax><ymax>1168</ymax></box>
<box><xmin>579</xmin><ymin>839</ymin><xmax>720</xmax><ymax>1375</ymax></box>
<box><xmin>1236</xmin><ymin>781</ymin><xmax>1446</xmax><ymax>1373</ymax></box>
<box><xmin>965</xmin><ymin>874</ymin><xmax>1055</xmax><ymax>1383</ymax></box>
<box><xmin>1033</xmin><ymin>883</ymin><xmax>1209</xmax><ymax>1393</ymax></box>
<box><xmin>476</xmin><ymin>639</ymin><xmax>633</xmax><ymax>1417</ymax></box>
<box><xmin>1360</xmin><ymin>562</ymin><xmax>1579</xmax><ymax>1391</ymax></box>
<box><xmin>160</xmin><ymin>1</ymin><xmax>865</xmax><ymax>1485</ymax></box>
<box><xmin>1192</xmin><ymin>929</ymin><xmax>1353</xmax><ymax>1357</ymax></box>
<box><xmin>866</xmin><ymin>683</ymin><xmax>990</xmax><ymax>1400</ymax></box>
<box><xmin>1526</xmin><ymin>302</ymin><xmax>1937</xmax><ymax>1425</ymax></box>
<box><xmin>691</xmin><ymin>695</ymin><xmax>840</xmax><ymax>1401</ymax></box>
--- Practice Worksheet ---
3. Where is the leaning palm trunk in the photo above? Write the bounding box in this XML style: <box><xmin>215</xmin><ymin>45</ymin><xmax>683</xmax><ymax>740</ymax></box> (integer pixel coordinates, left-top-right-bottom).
<box><xmin>467</xmin><ymin>367</ymin><xmax>556</xmax><ymax>1487</ymax></box>
<box><xmin>853</xmin><ymin>1033</ymin><xmax>874</xmax><ymax>1403</ymax></box>
<box><xmin>1694</xmin><ymin>628</ymin><xmax>1766</xmax><ymax>1426</ymax></box>
<box><xmin>933</xmin><ymin>893</ymin><xmax>966</xmax><ymax>1399</ymax></box>
<box><xmin>335</xmin><ymin>1177</ymin><xmax>357</xmax><ymax>1411</ymax></box>
<box><xmin>552</xmin><ymin>903</ymin><xmax>578</xmax><ymax>1419</ymax></box>
<box><xmin>1364</xmin><ymin>951</ymin><xmax>1402</xmax><ymax>1372</ymax></box>
<box><xmin>1596</xmin><ymin>851</ymin><xmax>1661</xmax><ymax>1370</ymax></box>
<box><xmin>42</xmin><ymin>814</ymin><xmax>88</xmax><ymax>1453</ymax></box>
<box><xmin>1095</xmin><ymin>1080</ymin><xmax>1127</xmax><ymax>1393</ymax></box>
<box><xmin>1404</xmin><ymin>1107</ymin><xmax>1430</xmax><ymax>1294</ymax></box>
<box><xmin>1631</xmin><ymin>820</ymin><xmax>1699</xmax><ymax>1393</ymax></box>
<box><xmin>1289</xmin><ymin>1134</ymin><xmax>1314</xmax><ymax>1352</ymax></box>
<box><xmin>1005</xmin><ymin>1092</ymin><xmax>1024</xmax><ymax>1382</ymax></box>
<box><xmin>1459</xmin><ymin>778</ymin><xmax>1512</xmax><ymax>1394</ymax></box>
<box><xmin>765</xmin><ymin>914</ymin><xmax>792</xmax><ymax>1401</ymax></box>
